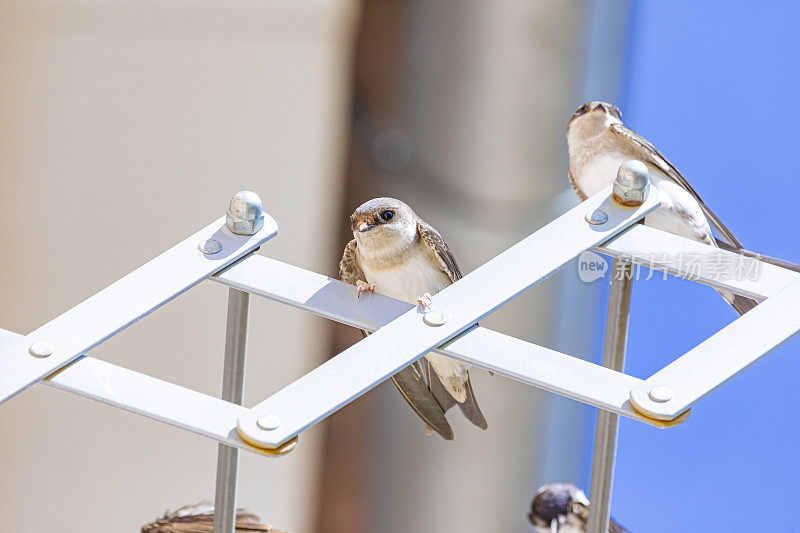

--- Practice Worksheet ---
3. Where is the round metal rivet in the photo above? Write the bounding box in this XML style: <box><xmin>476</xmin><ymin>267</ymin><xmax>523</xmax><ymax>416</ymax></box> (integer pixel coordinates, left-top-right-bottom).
<box><xmin>423</xmin><ymin>311</ymin><xmax>448</xmax><ymax>327</ymax></box>
<box><xmin>649</xmin><ymin>386</ymin><xmax>674</xmax><ymax>403</ymax></box>
<box><xmin>198</xmin><ymin>239</ymin><xmax>222</xmax><ymax>254</ymax></box>
<box><xmin>256</xmin><ymin>415</ymin><xmax>281</xmax><ymax>431</ymax></box>
<box><xmin>585</xmin><ymin>209</ymin><xmax>608</xmax><ymax>225</ymax></box>
<box><xmin>29</xmin><ymin>341</ymin><xmax>53</xmax><ymax>358</ymax></box>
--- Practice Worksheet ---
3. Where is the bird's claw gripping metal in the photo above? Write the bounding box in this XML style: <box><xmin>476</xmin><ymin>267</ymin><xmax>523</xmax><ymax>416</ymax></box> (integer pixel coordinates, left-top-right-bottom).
<box><xmin>416</xmin><ymin>292</ymin><xmax>433</xmax><ymax>310</ymax></box>
<box><xmin>356</xmin><ymin>280</ymin><xmax>376</xmax><ymax>298</ymax></box>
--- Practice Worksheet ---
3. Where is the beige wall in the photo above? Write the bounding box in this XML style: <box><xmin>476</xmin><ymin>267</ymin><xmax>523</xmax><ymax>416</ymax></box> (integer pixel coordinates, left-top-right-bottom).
<box><xmin>0</xmin><ymin>1</ymin><xmax>356</xmax><ymax>531</ymax></box>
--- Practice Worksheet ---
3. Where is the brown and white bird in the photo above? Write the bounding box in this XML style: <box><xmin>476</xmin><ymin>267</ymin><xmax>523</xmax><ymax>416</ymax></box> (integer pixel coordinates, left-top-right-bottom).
<box><xmin>567</xmin><ymin>101</ymin><xmax>758</xmax><ymax>314</ymax></box>
<box><xmin>339</xmin><ymin>197</ymin><xmax>487</xmax><ymax>440</ymax></box>
<box><xmin>529</xmin><ymin>483</ymin><xmax>629</xmax><ymax>533</ymax></box>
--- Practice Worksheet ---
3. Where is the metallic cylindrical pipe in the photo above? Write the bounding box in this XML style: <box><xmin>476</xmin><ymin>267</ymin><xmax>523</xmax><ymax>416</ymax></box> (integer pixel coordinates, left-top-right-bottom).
<box><xmin>586</xmin><ymin>259</ymin><xmax>633</xmax><ymax>533</ymax></box>
<box><xmin>213</xmin><ymin>288</ymin><xmax>251</xmax><ymax>533</ymax></box>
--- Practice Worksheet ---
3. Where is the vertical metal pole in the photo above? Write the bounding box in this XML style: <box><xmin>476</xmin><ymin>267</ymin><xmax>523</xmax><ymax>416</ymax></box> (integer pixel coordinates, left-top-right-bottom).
<box><xmin>586</xmin><ymin>258</ymin><xmax>633</xmax><ymax>533</ymax></box>
<box><xmin>213</xmin><ymin>288</ymin><xmax>251</xmax><ymax>533</ymax></box>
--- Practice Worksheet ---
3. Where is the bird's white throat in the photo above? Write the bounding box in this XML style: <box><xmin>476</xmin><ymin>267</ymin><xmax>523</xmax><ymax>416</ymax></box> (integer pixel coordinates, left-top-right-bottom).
<box><xmin>354</xmin><ymin>222</ymin><xmax>418</xmax><ymax>269</ymax></box>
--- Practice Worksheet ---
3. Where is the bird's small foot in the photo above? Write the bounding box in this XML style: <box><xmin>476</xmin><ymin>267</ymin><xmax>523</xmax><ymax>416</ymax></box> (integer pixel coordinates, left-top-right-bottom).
<box><xmin>356</xmin><ymin>280</ymin><xmax>376</xmax><ymax>299</ymax></box>
<box><xmin>416</xmin><ymin>292</ymin><xmax>433</xmax><ymax>310</ymax></box>
<box><xmin>424</xmin><ymin>425</ymin><xmax>434</xmax><ymax>436</ymax></box>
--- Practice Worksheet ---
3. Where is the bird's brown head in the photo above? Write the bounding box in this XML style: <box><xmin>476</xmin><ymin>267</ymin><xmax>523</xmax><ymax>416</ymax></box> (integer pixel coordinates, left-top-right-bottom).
<box><xmin>350</xmin><ymin>197</ymin><xmax>418</xmax><ymax>251</ymax></box>
<box><xmin>569</xmin><ymin>101</ymin><xmax>622</xmax><ymax>124</ymax></box>
<box><xmin>567</xmin><ymin>101</ymin><xmax>624</xmax><ymax>152</ymax></box>
<box><xmin>529</xmin><ymin>482</ymin><xmax>590</xmax><ymax>532</ymax></box>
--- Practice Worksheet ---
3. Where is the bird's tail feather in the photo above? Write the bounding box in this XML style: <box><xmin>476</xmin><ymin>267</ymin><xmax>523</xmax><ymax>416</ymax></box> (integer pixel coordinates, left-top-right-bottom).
<box><xmin>426</xmin><ymin>360</ymin><xmax>456</xmax><ymax>412</ymax></box>
<box><xmin>362</xmin><ymin>330</ymin><xmax>453</xmax><ymax>440</ymax></box>
<box><xmin>457</xmin><ymin>376</ymin><xmax>488</xmax><ymax>430</ymax></box>
<box><xmin>715</xmin><ymin>239</ymin><xmax>800</xmax><ymax>272</ymax></box>
<box><xmin>723</xmin><ymin>291</ymin><xmax>759</xmax><ymax>316</ymax></box>
<box><xmin>426</xmin><ymin>361</ymin><xmax>487</xmax><ymax>430</ymax></box>
<box><xmin>713</xmin><ymin>239</ymin><xmax>800</xmax><ymax>315</ymax></box>
<box><xmin>390</xmin><ymin>362</ymin><xmax>454</xmax><ymax>440</ymax></box>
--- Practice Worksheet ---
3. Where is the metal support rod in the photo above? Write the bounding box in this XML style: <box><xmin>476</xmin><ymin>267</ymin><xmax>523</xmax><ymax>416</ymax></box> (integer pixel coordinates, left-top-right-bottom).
<box><xmin>213</xmin><ymin>288</ymin><xmax>251</xmax><ymax>533</ymax></box>
<box><xmin>587</xmin><ymin>258</ymin><xmax>633</xmax><ymax>533</ymax></box>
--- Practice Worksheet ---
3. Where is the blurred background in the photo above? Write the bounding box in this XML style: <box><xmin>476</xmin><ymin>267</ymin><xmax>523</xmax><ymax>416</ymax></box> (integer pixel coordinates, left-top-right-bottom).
<box><xmin>0</xmin><ymin>1</ymin><xmax>799</xmax><ymax>532</ymax></box>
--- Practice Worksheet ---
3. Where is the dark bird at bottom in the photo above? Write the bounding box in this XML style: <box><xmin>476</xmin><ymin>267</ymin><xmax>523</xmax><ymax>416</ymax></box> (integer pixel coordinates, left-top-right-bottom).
<box><xmin>529</xmin><ymin>483</ymin><xmax>629</xmax><ymax>533</ymax></box>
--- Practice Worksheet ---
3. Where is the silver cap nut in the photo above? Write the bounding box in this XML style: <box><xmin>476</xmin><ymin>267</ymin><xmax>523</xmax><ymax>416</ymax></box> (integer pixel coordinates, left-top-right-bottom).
<box><xmin>226</xmin><ymin>191</ymin><xmax>265</xmax><ymax>236</ymax></box>
<box><xmin>613</xmin><ymin>160</ymin><xmax>650</xmax><ymax>207</ymax></box>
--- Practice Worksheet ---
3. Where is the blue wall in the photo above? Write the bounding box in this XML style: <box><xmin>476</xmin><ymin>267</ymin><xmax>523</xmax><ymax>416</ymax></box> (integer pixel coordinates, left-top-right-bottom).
<box><xmin>596</xmin><ymin>3</ymin><xmax>800</xmax><ymax>532</ymax></box>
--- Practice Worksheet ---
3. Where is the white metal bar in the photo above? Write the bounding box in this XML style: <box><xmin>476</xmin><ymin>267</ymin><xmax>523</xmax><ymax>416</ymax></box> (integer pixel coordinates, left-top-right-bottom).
<box><xmin>233</xmin><ymin>186</ymin><xmax>662</xmax><ymax>448</ymax></box>
<box><xmin>587</xmin><ymin>259</ymin><xmax>633</xmax><ymax>533</ymax></box>
<box><xmin>630</xmin><ymin>276</ymin><xmax>800</xmax><ymax>420</ymax></box>
<box><xmin>597</xmin><ymin>224</ymin><xmax>800</xmax><ymax>300</ymax></box>
<box><xmin>213</xmin><ymin>289</ymin><xmax>251</xmax><ymax>533</ymax></box>
<box><xmin>213</xmin><ymin>255</ymin><xmax>410</xmax><ymax>332</ymax></box>
<box><xmin>0</xmin><ymin>214</ymin><xmax>277</xmax><ymax>405</ymax></box>
<box><xmin>438</xmin><ymin>327</ymin><xmax>670</xmax><ymax>424</ymax></box>
<box><xmin>0</xmin><ymin>327</ymin><xmax>283</xmax><ymax>457</ymax></box>
<box><xmin>213</xmin><ymin>254</ymin><xmax>681</xmax><ymax>428</ymax></box>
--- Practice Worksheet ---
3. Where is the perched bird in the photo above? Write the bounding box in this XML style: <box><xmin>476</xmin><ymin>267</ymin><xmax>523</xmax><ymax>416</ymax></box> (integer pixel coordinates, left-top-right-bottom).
<box><xmin>339</xmin><ymin>197</ymin><xmax>487</xmax><ymax>440</ymax></box>
<box><xmin>529</xmin><ymin>483</ymin><xmax>629</xmax><ymax>533</ymax></box>
<box><xmin>567</xmin><ymin>101</ymin><xmax>757</xmax><ymax>314</ymax></box>
<box><xmin>141</xmin><ymin>502</ymin><xmax>284</xmax><ymax>532</ymax></box>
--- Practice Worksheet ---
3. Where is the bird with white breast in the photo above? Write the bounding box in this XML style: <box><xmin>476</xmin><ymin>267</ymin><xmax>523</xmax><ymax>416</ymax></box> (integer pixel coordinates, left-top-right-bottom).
<box><xmin>567</xmin><ymin>101</ymin><xmax>757</xmax><ymax>314</ymax></box>
<box><xmin>339</xmin><ymin>197</ymin><xmax>487</xmax><ymax>440</ymax></box>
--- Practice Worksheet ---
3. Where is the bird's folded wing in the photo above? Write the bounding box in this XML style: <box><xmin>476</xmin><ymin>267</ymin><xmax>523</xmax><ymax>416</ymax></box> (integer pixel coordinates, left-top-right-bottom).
<box><xmin>715</xmin><ymin>239</ymin><xmax>800</xmax><ymax>273</ymax></box>
<box><xmin>340</xmin><ymin>238</ymin><xmax>454</xmax><ymax>439</ymax></box>
<box><xmin>339</xmin><ymin>238</ymin><xmax>364</xmax><ymax>285</ymax></box>
<box><xmin>610</xmin><ymin>122</ymin><xmax>744</xmax><ymax>249</ymax></box>
<box><xmin>417</xmin><ymin>220</ymin><xmax>463</xmax><ymax>282</ymax></box>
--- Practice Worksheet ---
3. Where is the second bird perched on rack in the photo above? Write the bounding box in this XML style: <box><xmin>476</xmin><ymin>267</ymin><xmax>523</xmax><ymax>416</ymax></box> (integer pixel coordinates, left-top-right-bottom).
<box><xmin>567</xmin><ymin>100</ymin><xmax>758</xmax><ymax>315</ymax></box>
<box><xmin>339</xmin><ymin>197</ymin><xmax>487</xmax><ymax>440</ymax></box>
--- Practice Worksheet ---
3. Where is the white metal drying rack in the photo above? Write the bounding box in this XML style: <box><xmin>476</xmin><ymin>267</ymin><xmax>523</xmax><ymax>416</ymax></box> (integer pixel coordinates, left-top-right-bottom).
<box><xmin>2</xmin><ymin>163</ymin><xmax>798</xmax><ymax>533</ymax></box>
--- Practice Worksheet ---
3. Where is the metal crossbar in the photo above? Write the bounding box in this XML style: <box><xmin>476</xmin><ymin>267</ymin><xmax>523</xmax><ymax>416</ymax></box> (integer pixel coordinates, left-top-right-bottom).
<box><xmin>233</xmin><ymin>185</ymin><xmax>662</xmax><ymax>448</ymax></box>
<box><xmin>213</xmin><ymin>254</ymin><xmax>671</xmax><ymax>428</ymax></box>
<box><xmin>2</xmin><ymin>180</ymin><xmax>799</xmax><ymax>533</ymax></box>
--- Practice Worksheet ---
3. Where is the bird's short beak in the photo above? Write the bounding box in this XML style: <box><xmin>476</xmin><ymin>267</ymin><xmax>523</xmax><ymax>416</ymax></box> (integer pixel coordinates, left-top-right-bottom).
<box><xmin>358</xmin><ymin>221</ymin><xmax>376</xmax><ymax>233</ymax></box>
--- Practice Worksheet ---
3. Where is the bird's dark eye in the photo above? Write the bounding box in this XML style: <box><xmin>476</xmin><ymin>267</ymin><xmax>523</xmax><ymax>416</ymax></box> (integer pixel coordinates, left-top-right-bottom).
<box><xmin>380</xmin><ymin>210</ymin><xmax>394</xmax><ymax>221</ymax></box>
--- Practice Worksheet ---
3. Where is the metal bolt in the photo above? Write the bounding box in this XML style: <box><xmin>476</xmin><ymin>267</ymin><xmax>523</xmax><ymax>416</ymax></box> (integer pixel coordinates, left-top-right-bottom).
<box><xmin>613</xmin><ymin>160</ymin><xmax>650</xmax><ymax>207</ymax></box>
<box><xmin>29</xmin><ymin>341</ymin><xmax>53</xmax><ymax>358</ymax></box>
<box><xmin>585</xmin><ymin>209</ymin><xmax>609</xmax><ymax>225</ymax></box>
<box><xmin>423</xmin><ymin>311</ymin><xmax>448</xmax><ymax>326</ymax></box>
<box><xmin>256</xmin><ymin>415</ymin><xmax>281</xmax><ymax>431</ymax></box>
<box><xmin>648</xmin><ymin>386</ymin><xmax>674</xmax><ymax>403</ymax></box>
<box><xmin>226</xmin><ymin>191</ymin><xmax>265</xmax><ymax>236</ymax></box>
<box><xmin>198</xmin><ymin>239</ymin><xmax>222</xmax><ymax>254</ymax></box>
